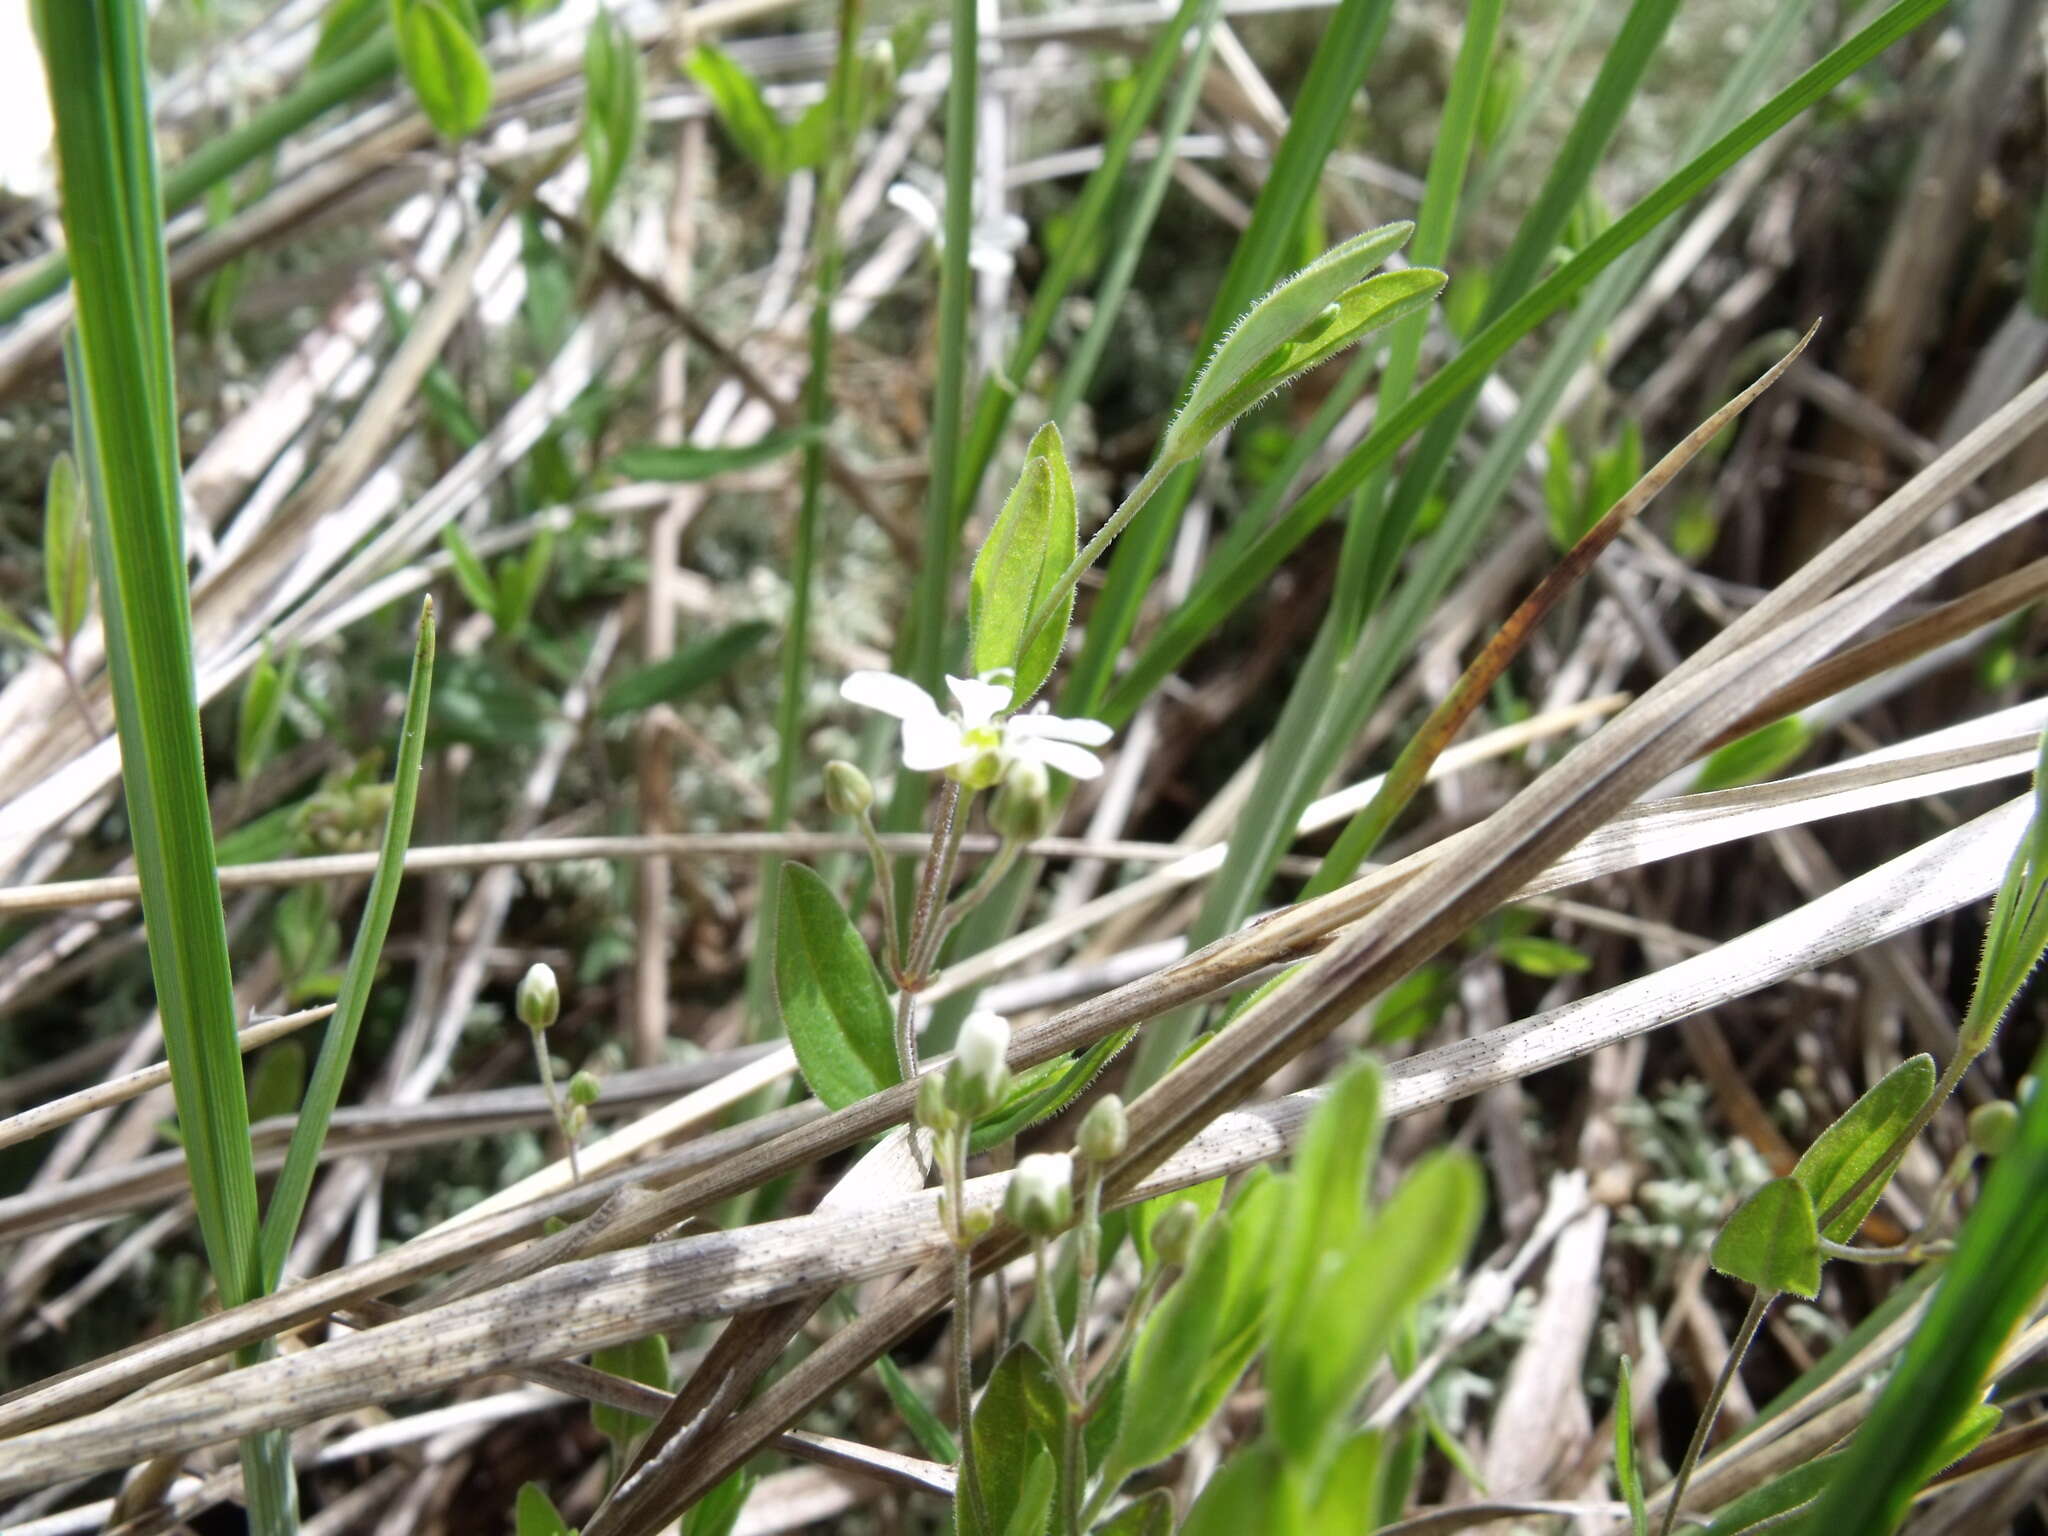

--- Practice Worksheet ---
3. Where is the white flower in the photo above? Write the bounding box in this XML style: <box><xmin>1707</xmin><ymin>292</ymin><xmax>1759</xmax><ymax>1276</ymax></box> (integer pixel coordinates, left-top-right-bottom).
<box><xmin>840</xmin><ymin>670</ymin><xmax>1112</xmax><ymax>784</ymax></box>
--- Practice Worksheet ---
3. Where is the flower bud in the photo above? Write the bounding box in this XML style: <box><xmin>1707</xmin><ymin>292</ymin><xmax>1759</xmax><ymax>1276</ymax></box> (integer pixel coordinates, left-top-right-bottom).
<box><xmin>568</xmin><ymin>1069</ymin><xmax>602</xmax><ymax>1108</ymax></box>
<box><xmin>1149</xmin><ymin>1200</ymin><xmax>1202</xmax><ymax>1268</ymax></box>
<box><xmin>916</xmin><ymin>1071</ymin><xmax>957</xmax><ymax>1134</ymax></box>
<box><xmin>1006</xmin><ymin>1152</ymin><xmax>1075</xmax><ymax>1236</ymax></box>
<box><xmin>516</xmin><ymin>962</ymin><xmax>559</xmax><ymax>1032</ymax></box>
<box><xmin>945</xmin><ymin>1010</ymin><xmax>1012</xmax><ymax>1119</ymax></box>
<box><xmin>823</xmin><ymin>759</ymin><xmax>874</xmax><ymax>818</ymax></box>
<box><xmin>990</xmin><ymin>758</ymin><xmax>1053</xmax><ymax>842</ymax></box>
<box><xmin>1969</xmin><ymin>1100</ymin><xmax>2019</xmax><ymax>1158</ymax></box>
<box><xmin>1077</xmin><ymin>1093</ymin><xmax>1128</xmax><ymax>1164</ymax></box>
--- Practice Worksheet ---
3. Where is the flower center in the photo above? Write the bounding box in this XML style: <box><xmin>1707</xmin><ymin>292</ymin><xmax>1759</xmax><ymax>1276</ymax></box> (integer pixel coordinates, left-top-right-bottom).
<box><xmin>960</xmin><ymin>723</ymin><xmax>1002</xmax><ymax>753</ymax></box>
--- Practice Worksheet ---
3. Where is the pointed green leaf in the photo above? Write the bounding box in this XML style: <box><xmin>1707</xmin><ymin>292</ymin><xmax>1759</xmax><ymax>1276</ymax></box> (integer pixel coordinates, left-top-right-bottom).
<box><xmin>439</xmin><ymin>522</ymin><xmax>499</xmax><ymax>619</ymax></box>
<box><xmin>596</xmin><ymin>621</ymin><xmax>771</xmax><ymax>718</ymax></box>
<box><xmin>970</xmin><ymin>422</ymin><xmax>1077</xmax><ymax>706</ymax></box>
<box><xmin>515</xmin><ymin>1483</ymin><xmax>573</xmax><ymax>1536</ymax></box>
<box><xmin>393</xmin><ymin>0</ymin><xmax>493</xmax><ymax>142</ymax></box>
<box><xmin>679</xmin><ymin>1470</ymin><xmax>752</xmax><ymax>1536</ymax></box>
<box><xmin>0</xmin><ymin>600</ymin><xmax>44</xmax><ymax>652</ymax></box>
<box><xmin>874</xmin><ymin>1351</ymin><xmax>958</xmax><ymax>1464</ymax></box>
<box><xmin>774</xmin><ymin>862</ymin><xmax>899</xmax><ymax>1108</ymax></box>
<box><xmin>1094</xmin><ymin>1489</ymin><xmax>1172</xmax><ymax>1536</ymax></box>
<box><xmin>1301</xmin><ymin>1429</ymin><xmax>1384</xmax><ymax>1535</ymax></box>
<box><xmin>237</xmin><ymin>647</ymin><xmax>284</xmax><ymax>782</ymax></box>
<box><xmin>1180</xmin><ymin>1442</ymin><xmax>1293</xmax><ymax>1536</ymax></box>
<box><xmin>1711</xmin><ymin>1177</ymin><xmax>1822</xmax><ymax>1298</ymax></box>
<box><xmin>611</xmin><ymin>427</ymin><xmax>819</xmax><ymax>483</ymax></box>
<box><xmin>1692</xmin><ymin>716</ymin><xmax>1813</xmax><ymax>793</ymax></box>
<box><xmin>1792</xmin><ymin>1054</ymin><xmax>1935</xmax><ymax>1242</ymax></box>
<box><xmin>313</xmin><ymin>0</ymin><xmax>389</xmax><ymax>70</ymax></box>
<box><xmin>592</xmin><ymin>1331</ymin><xmax>670</xmax><ymax>1449</ymax></box>
<box><xmin>1616</xmin><ymin>1357</ymin><xmax>1648</xmax><ymax>1535</ymax></box>
<box><xmin>1275</xmin><ymin>1055</ymin><xmax>1383</xmax><ymax>1313</ymax></box>
<box><xmin>246</xmin><ymin>1042</ymin><xmax>306</xmax><ymax>1126</ymax></box>
<box><xmin>686</xmin><ymin>44</ymin><xmax>789</xmax><ymax>177</ymax></box>
<box><xmin>1103</xmin><ymin>1203</ymin><xmax>1234</xmax><ymax>1481</ymax></box>
<box><xmin>581</xmin><ymin>7</ymin><xmax>643</xmax><ymax>227</ymax></box>
<box><xmin>43</xmin><ymin>451</ymin><xmax>88</xmax><ymax>644</ymax></box>
<box><xmin>957</xmin><ymin>1345</ymin><xmax>1064</xmax><ymax>1536</ymax></box>
<box><xmin>496</xmin><ymin>524</ymin><xmax>554</xmax><ymax>638</ymax></box>
<box><xmin>1269</xmin><ymin>1148</ymin><xmax>1483</xmax><ymax>1468</ymax></box>
<box><xmin>1497</xmin><ymin>935</ymin><xmax>1592</xmax><ymax>978</ymax></box>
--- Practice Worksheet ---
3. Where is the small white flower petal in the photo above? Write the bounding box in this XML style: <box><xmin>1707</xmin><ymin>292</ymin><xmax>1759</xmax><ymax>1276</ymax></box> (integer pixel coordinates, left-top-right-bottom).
<box><xmin>900</xmin><ymin>714</ymin><xmax>972</xmax><ymax>771</ymax></box>
<box><xmin>945</xmin><ymin>673</ymin><xmax>1013</xmax><ymax>728</ymax></box>
<box><xmin>842</xmin><ymin>670</ymin><xmax>942</xmax><ymax>723</ymax></box>
<box><xmin>1005</xmin><ymin>709</ymin><xmax>1113</xmax><ymax>747</ymax></box>
<box><xmin>1016</xmin><ymin>737</ymin><xmax>1104</xmax><ymax>780</ymax></box>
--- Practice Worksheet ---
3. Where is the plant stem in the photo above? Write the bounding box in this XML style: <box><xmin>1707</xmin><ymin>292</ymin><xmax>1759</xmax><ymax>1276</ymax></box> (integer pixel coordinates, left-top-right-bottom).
<box><xmin>1655</xmin><ymin>1288</ymin><xmax>1772</xmax><ymax>1535</ymax></box>
<box><xmin>924</xmin><ymin>837</ymin><xmax>1022</xmax><ymax>964</ymax></box>
<box><xmin>943</xmin><ymin>1124</ymin><xmax>995</xmax><ymax>1536</ymax></box>
<box><xmin>907</xmin><ymin>781</ymin><xmax>974</xmax><ymax>983</ymax></box>
<box><xmin>856</xmin><ymin>810</ymin><xmax>905</xmax><ymax>981</ymax></box>
<box><xmin>1022</xmin><ymin>453</ymin><xmax>1181</xmax><ymax>653</ymax></box>
<box><xmin>530</xmin><ymin>1029</ymin><xmax>581</xmax><ymax>1184</ymax></box>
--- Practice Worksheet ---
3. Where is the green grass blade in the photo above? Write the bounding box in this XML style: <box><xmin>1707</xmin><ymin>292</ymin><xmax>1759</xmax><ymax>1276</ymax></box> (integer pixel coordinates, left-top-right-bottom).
<box><xmin>41</xmin><ymin>0</ymin><xmax>261</xmax><ymax>1313</ymax></box>
<box><xmin>1048</xmin><ymin>0</ymin><xmax>1224</xmax><ymax>427</ymax></box>
<box><xmin>956</xmin><ymin>0</ymin><xmax>1213</xmax><ymax>502</ymax></box>
<box><xmin>1104</xmin><ymin>0</ymin><xmax>1948</xmax><ymax>722</ymax></box>
<box><xmin>1060</xmin><ymin>0</ymin><xmax>1398</xmax><ymax>715</ymax></box>
<box><xmin>258</xmin><ymin>600</ymin><xmax>436</xmax><ymax>1288</ymax></box>
<box><xmin>905</xmin><ymin>0</ymin><xmax>980</xmax><ymax>692</ymax></box>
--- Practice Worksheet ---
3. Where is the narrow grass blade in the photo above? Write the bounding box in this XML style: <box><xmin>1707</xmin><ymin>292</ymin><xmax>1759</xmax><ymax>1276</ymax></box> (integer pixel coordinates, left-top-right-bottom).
<box><xmin>41</xmin><ymin>0</ymin><xmax>261</xmax><ymax>1314</ymax></box>
<box><xmin>1109</xmin><ymin>0</ymin><xmax>1948</xmax><ymax>717</ymax></box>
<box><xmin>258</xmin><ymin>599</ymin><xmax>436</xmax><ymax>1287</ymax></box>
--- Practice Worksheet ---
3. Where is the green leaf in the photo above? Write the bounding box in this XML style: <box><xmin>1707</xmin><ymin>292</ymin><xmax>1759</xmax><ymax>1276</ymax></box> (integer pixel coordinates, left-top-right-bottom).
<box><xmin>1497</xmin><ymin>935</ymin><xmax>1592</xmax><ymax>978</ymax></box>
<box><xmin>1692</xmin><ymin>716</ymin><xmax>1813</xmax><ymax>792</ymax></box>
<box><xmin>516</xmin><ymin>1482</ymin><xmax>574</xmax><ymax>1536</ymax></box>
<box><xmin>314</xmin><ymin>0</ymin><xmax>390</xmax><ymax>70</ymax></box>
<box><xmin>246</xmin><ymin>1042</ymin><xmax>306</xmax><ymax>1126</ymax></box>
<box><xmin>958</xmin><ymin>1345</ymin><xmax>1064</xmax><ymax>1536</ymax></box>
<box><xmin>1130</xmin><ymin>1174</ymin><xmax>1223</xmax><ymax>1270</ymax></box>
<box><xmin>611</xmin><ymin>428</ymin><xmax>819</xmax><ymax>482</ymax></box>
<box><xmin>1371</xmin><ymin>963</ymin><xmax>1455</xmax><ymax>1043</ymax></box>
<box><xmin>1168</xmin><ymin>257</ymin><xmax>1445</xmax><ymax>459</ymax></box>
<box><xmin>392</xmin><ymin>0</ymin><xmax>493</xmax><ymax>142</ymax></box>
<box><xmin>496</xmin><ymin>524</ymin><xmax>555</xmax><ymax>638</ymax></box>
<box><xmin>580</xmin><ymin>6</ymin><xmax>643</xmax><ymax>228</ymax></box>
<box><xmin>773</xmin><ymin>862</ymin><xmax>899</xmax><ymax>1108</ymax></box>
<box><xmin>1268</xmin><ymin>1148</ymin><xmax>1483</xmax><ymax>1469</ymax></box>
<box><xmin>1616</xmin><ymin>1357</ymin><xmax>1648</xmax><ymax>1535</ymax></box>
<box><xmin>1300</xmin><ymin>1429</ymin><xmax>1384</xmax><ymax>1535</ymax></box>
<box><xmin>1103</xmin><ymin>1203</ymin><xmax>1234</xmax><ymax>1480</ymax></box>
<box><xmin>1093</xmin><ymin>1488</ymin><xmax>1172</xmax><ymax>1536</ymax></box>
<box><xmin>592</xmin><ymin>1332</ymin><xmax>670</xmax><ymax>1449</ymax></box>
<box><xmin>0</xmin><ymin>600</ymin><xmax>44</xmax><ymax>652</ymax></box>
<box><xmin>1274</xmin><ymin>1055</ymin><xmax>1383</xmax><ymax>1314</ymax></box>
<box><xmin>596</xmin><ymin>621</ymin><xmax>771</xmax><ymax>718</ymax></box>
<box><xmin>236</xmin><ymin>645</ymin><xmax>289</xmax><ymax>783</ymax></box>
<box><xmin>970</xmin><ymin>422</ymin><xmax>1077</xmax><ymax>706</ymax></box>
<box><xmin>875</xmin><ymin>1352</ymin><xmax>958</xmax><ymax>1464</ymax></box>
<box><xmin>1180</xmin><ymin>1442</ymin><xmax>1293</xmax><ymax>1536</ymax></box>
<box><xmin>679</xmin><ymin>1470</ymin><xmax>752</xmax><ymax>1536</ymax></box>
<box><xmin>1710</xmin><ymin>1177</ymin><xmax>1822</xmax><ymax>1299</ymax></box>
<box><xmin>685</xmin><ymin>44</ymin><xmax>788</xmax><ymax>177</ymax></box>
<box><xmin>1792</xmin><ymin>1054</ymin><xmax>1935</xmax><ymax>1242</ymax></box>
<box><xmin>257</xmin><ymin>601</ymin><xmax>434</xmax><ymax>1286</ymax></box>
<box><xmin>43</xmin><ymin>451</ymin><xmax>88</xmax><ymax>645</ymax></box>
<box><xmin>1542</xmin><ymin>426</ymin><xmax>1579</xmax><ymax>549</ymax></box>
<box><xmin>439</xmin><ymin>522</ymin><xmax>499</xmax><ymax>619</ymax></box>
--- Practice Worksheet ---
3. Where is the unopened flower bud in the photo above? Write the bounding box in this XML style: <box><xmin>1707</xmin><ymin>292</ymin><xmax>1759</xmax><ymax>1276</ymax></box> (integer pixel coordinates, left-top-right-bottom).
<box><xmin>1970</xmin><ymin>1100</ymin><xmax>2019</xmax><ymax>1158</ymax></box>
<box><xmin>990</xmin><ymin>758</ymin><xmax>1053</xmax><ymax>842</ymax></box>
<box><xmin>1077</xmin><ymin>1094</ymin><xmax>1128</xmax><ymax>1163</ymax></box>
<box><xmin>945</xmin><ymin>1010</ymin><xmax>1011</xmax><ymax>1118</ymax></box>
<box><xmin>824</xmin><ymin>759</ymin><xmax>874</xmax><ymax>818</ymax></box>
<box><xmin>1006</xmin><ymin>1152</ymin><xmax>1075</xmax><ymax>1235</ymax></box>
<box><xmin>516</xmin><ymin>963</ymin><xmax>559</xmax><ymax>1032</ymax></box>
<box><xmin>1150</xmin><ymin>1200</ymin><xmax>1202</xmax><ymax>1268</ymax></box>
<box><xmin>916</xmin><ymin>1071</ymin><xmax>957</xmax><ymax>1134</ymax></box>
<box><xmin>568</xmin><ymin>1070</ymin><xmax>602</xmax><ymax>1108</ymax></box>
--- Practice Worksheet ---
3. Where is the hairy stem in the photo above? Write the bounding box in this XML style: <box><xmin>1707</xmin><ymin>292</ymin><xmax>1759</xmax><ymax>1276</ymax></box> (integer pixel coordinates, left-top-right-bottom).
<box><xmin>1656</xmin><ymin>1288</ymin><xmax>1772</xmax><ymax>1535</ymax></box>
